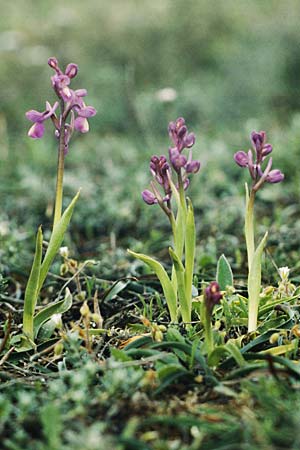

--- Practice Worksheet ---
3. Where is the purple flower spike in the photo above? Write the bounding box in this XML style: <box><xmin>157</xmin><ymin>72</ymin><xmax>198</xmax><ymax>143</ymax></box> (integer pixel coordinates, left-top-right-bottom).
<box><xmin>142</xmin><ymin>190</ymin><xmax>158</xmax><ymax>205</ymax></box>
<box><xmin>168</xmin><ymin>117</ymin><xmax>195</xmax><ymax>152</ymax></box>
<box><xmin>266</xmin><ymin>169</ymin><xmax>285</xmax><ymax>184</ymax></box>
<box><xmin>205</xmin><ymin>281</ymin><xmax>223</xmax><ymax>315</ymax></box>
<box><xmin>26</xmin><ymin>57</ymin><xmax>96</xmax><ymax>146</ymax></box>
<box><xmin>149</xmin><ymin>155</ymin><xmax>171</xmax><ymax>194</ymax></box>
<box><xmin>142</xmin><ymin>117</ymin><xmax>200</xmax><ymax>213</ymax></box>
<box><xmin>234</xmin><ymin>130</ymin><xmax>283</xmax><ymax>192</ymax></box>
<box><xmin>234</xmin><ymin>151</ymin><xmax>249</xmax><ymax>167</ymax></box>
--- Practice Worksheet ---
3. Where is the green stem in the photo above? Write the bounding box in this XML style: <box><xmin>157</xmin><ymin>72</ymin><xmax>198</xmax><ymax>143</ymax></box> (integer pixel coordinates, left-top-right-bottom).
<box><xmin>177</xmin><ymin>172</ymin><xmax>187</xmax><ymax>216</ymax></box>
<box><xmin>185</xmin><ymin>198</ymin><xmax>195</xmax><ymax>317</ymax></box>
<box><xmin>53</xmin><ymin>103</ymin><xmax>66</xmax><ymax>227</ymax></box>
<box><xmin>201</xmin><ymin>301</ymin><xmax>214</xmax><ymax>354</ymax></box>
<box><xmin>245</xmin><ymin>184</ymin><xmax>255</xmax><ymax>270</ymax></box>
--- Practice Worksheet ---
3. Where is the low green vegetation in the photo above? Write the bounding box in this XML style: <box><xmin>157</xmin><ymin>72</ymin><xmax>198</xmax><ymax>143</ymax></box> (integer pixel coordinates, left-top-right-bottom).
<box><xmin>2</xmin><ymin>1</ymin><xmax>300</xmax><ymax>449</ymax></box>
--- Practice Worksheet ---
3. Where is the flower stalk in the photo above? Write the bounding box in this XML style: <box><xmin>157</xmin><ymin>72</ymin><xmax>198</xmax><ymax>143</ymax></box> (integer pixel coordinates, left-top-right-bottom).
<box><xmin>21</xmin><ymin>57</ymin><xmax>96</xmax><ymax>348</ymax></box>
<box><xmin>53</xmin><ymin>102</ymin><xmax>66</xmax><ymax>227</ymax></box>
<box><xmin>129</xmin><ymin>117</ymin><xmax>200</xmax><ymax>323</ymax></box>
<box><xmin>234</xmin><ymin>131</ymin><xmax>284</xmax><ymax>332</ymax></box>
<box><xmin>200</xmin><ymin>282</ymin><xmax>223</xmax><ymax>354</ymax></box>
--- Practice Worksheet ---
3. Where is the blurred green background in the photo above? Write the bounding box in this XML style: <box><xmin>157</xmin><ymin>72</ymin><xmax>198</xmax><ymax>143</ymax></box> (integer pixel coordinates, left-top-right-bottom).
<box><xmin>1</xmin><ymin>0</ymin><xmax>300</xmax><ymax>277</ymax></box>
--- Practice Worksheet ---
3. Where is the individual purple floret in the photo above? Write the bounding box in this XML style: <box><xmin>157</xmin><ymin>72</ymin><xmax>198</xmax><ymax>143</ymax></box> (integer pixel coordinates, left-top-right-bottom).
<box><xmin>142</xmin><ymin>118</ymin><xmax>201</xmax><ymax>211</ymax></box>
<box><xmin>26</xmin><ymin>57</ymin><xmax>97</xmax><ymax>153</ymax></box>
<box><xmin>204</xmin><ymin>281</ymin><xmax>223</xmax><ymax>315</ymax></box>
<box><xmin>26</xmin><ymin>101</ymin><xmax>58</xmax><ymax>138</ymax></box>
<box><xmin>234</xmin><ymin>130</ymin><xmax>284</xmax><ymax>191</ymax></box>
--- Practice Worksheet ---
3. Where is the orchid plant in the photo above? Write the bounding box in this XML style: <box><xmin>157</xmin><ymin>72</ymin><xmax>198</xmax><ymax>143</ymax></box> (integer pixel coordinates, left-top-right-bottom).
<box><xmin>128</xmin><ymin>117</ymin><xmax>200</xmax><ymax>324</ymax></box>
<box><xmin>234</xmin><ymin>131</ymin><xmax>284</xmax><ymax>332</ymax></box>
<box><xmin>20</xmin><ymin>58</ymin><xmax>96</xmax><ymax>348</ymax></box>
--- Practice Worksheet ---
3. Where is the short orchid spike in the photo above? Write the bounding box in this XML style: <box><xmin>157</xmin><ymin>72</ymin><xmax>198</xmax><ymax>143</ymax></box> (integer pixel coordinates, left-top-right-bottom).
<box><xmin>26</xmin><ymin>57</ymin><xmax>97</xmax><ymax>146</ymax></box>
<box><xmin>234</xmin><ymin>130</ymin><xmax>284</xmax><ymax>192</ymax></box>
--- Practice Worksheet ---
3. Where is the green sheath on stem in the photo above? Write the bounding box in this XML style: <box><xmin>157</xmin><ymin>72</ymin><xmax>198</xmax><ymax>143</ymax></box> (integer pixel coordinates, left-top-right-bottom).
<box><xmin>184</xmin><ymin>198</ymin><xmax>196</xmax><ymax>314</ymax></box>
<box><xmin>23</xmin><ymin>226</ymin><xmax>43</xmax><ymax>340</ymax></box>
<box><xmin>245</xmin><ymin>183</ymin><xmax>255</xmax><ymax>270</ymax></box>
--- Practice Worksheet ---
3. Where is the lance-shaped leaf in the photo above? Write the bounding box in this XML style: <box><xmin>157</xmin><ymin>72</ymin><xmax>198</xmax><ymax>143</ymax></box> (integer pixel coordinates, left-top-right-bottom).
<box><xmin>216</xmin><ymin>254</ymin><xmax>233</xmax><ymax>291</ymax></box>
<box><xmin>185</xmin><ymin>198</ymin><xmax>196</xmax><ymax>309</ymax></box>
<box><xmin>38</xmin><ymin>190</ymin><xmax>80</xmax><ymax>291</ymax></box>
<box><xmin>33</xmin><ymin>288</ymin><xmax>73</xmax><ymax>338</ymax></box>
<box><xmin>23</xmin><ymin>226</ymin><xmax>43</xmax><ymax>340</ymax></box>
<box><xmin>208</xmin><ymin>341</ymin><xmax>247</xmax><ymax>367</ymax></box>
<box><xmin>169</xmin><ymin>247</ymin><xmax>190</xmax><ymax>323</ymax></box>
<box><xmin>248</xmin><ymin>231</ymin><xmax>268</xmax><ymax>332</ymax></box>
<box><xmin>127</xmin><ymin>249</ymin><xmax>177</xmax><ymax>322</ymax></box>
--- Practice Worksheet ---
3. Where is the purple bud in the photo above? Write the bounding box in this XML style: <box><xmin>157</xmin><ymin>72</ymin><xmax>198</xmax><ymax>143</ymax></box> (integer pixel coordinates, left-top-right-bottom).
<box><xmin>169</xmin><ymin>148</ymin><xmax>187</xmax><ymax>171</ymax></box>
<box><xmin>175</xmin><ymin>117</ymin><xmax>185</xmax><ymax>129</ymax></box>
<box><xmin>142</xmin><ymin>190</ymin><xmax>158</xmax><ymax>205</ymax></box>
<box><xmin>183</xmin><ymin>178</ymin><xmax>190</xmax><ymax>190</ymax></box>
<box><xmin>204</xmin><ymin>281</ymin><xmax>223</xmax><ymax>314</ymax></box>
<box><xmin>251</xmin><ymin>131</ymin><xmax>266</xmax><ymax>152</ymax></box>
<box><xmin>26</xmin><ymin>110</ymin><xmax>45</xmax><ymax>122</ymax></box>
<box><xmin>184</xmin><ymin>132</ymin><xmax>195</xmax><ymax>148</ymax></box>
<box><xmin>48</xmin><ymin>57</ymin><xmax>59</xmax><ymax>70</ymax></box>
<box><xmin>28</xmin><ymin>122</ymin><xmax>45</xmax><ymax>139</ymax></box>
<box><xmin>77</xmin><ymin>106</ymin><xmax>97</xmax><ymax>118</ymax></box>
<box><xmin>74</xmin><ymin>116</ymin><xmax>89</xmax><ymax>133</ymax></box>
<box><xmin>261</xmin><ymin>144</ymin><xmax>272</xmax><ymax>158</ymax></box>
<box><xmin>266</xmin><ymin>169</ymin><xmax>284</xmax><ymax>184</ymax></box>
<box><xmin>177</xmin><ymin>125</ymin><xmax>187</xmax><ymax>139</ymax></box>
<box><xmin>75</xmin><ymin>89</ymin><xmax>88</xmax><ymax>97</ymax></box>
<box><xmin>185</xmin><ymin>160</ymin><xmax>200</xmax><ymax>174</ymax></box>
<box><xmin>65</xmin><ymin>63</ymin><xmax>78</xmax><ymax>79</ymax></box>
<box><xmin>234</xmin><ymin>151</ymin><xmax>249</xmax><ymax>167</ymax></box>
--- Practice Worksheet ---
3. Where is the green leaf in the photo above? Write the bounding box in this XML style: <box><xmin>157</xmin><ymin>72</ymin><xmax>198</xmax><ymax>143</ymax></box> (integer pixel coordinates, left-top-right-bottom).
<box><xmin>185</xmin><ymin>198</ymin><xmax>196</xmax><ymax>308</ymax></box>
<box><xmin>23</xmin><ymin>226</ymin><xmax>43</xmax><ymax>340</ymax></box>
<box><xmin>127</xmin><ymin>249</ymin><xmax>177</xmax><ymax>322</ymax></box>
<box><xmin>248</xmin><ymin>231</ymin><xmax>268</xmax><ymax>332</ymax></box>
<box><xmin>169</xmin><ymin>247</ymin><xmax>190</xmax><ymax>323</ymax></box>
<box><xmin>208</xmin><ymin>341</ymin><xmax>247</xmax><ymax>368</ymax></box>
<box><xmin>38</xmin><ymin>190</ymin><xmax>80</xmax><ymax>292</ymax></box>
<box><xmin>216</xmin><ymin>254</ymin><xmax>234</xmax><ymax>290</ymax></box>
<box><xmin>33</xmin><ymin>288</ymin><xmax>73</xmax><ymax>338</ymax></box>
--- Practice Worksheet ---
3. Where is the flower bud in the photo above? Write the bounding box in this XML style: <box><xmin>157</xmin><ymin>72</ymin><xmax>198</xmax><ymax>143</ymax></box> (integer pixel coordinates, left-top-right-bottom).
<box><xmin>266</xmin><ymin>169</ymin><xmax>284</xmax><ymax>184</ymax></box>
<box><xmin>54</xmin><ymin>342</ymin><xmax>64</xmax><ymax>356</ymax></box>
<box><xmin>65</xmin><ymin>63</ymin><xmax>78</xmax><ymax>79</ymax></box>
<box><xmin>204</xmin><ymin>281</ymin><xmax>223</xmax><ymax>314</ymax></box>
<box><xmin>59</xmin><ymin>246</ymin><xmax>69</xmax><ymax>258</ymax></box>
<box><xmin>234</xmin><ymin>151</ymin><xmax>249</xmax><ymax>167</ymax></box>
<box><xmin>142</xmin><ymin>189</ymin><xmax>157</xmax><ymax>205</ymax></box>
<box><xmin>80</xmin><ymin>301</ymin><xmax>90</xmax><ymax>317</ymax></box>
